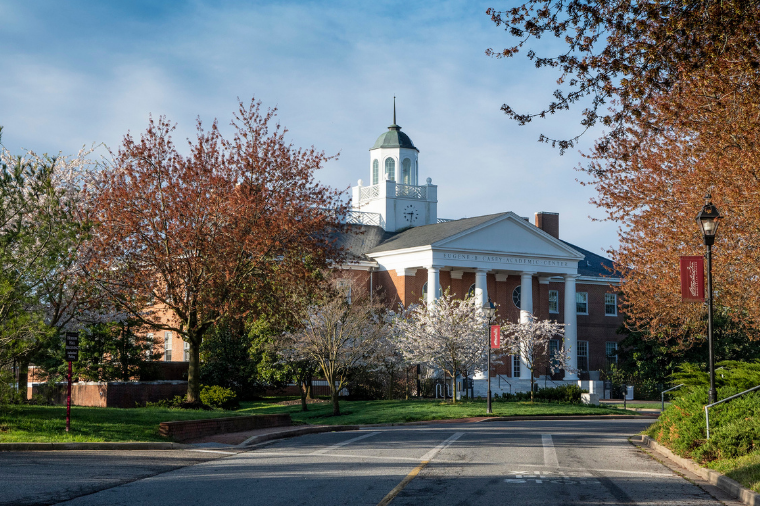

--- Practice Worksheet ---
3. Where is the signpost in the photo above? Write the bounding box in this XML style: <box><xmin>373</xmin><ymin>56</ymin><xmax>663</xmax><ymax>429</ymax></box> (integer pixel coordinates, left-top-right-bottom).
<box><xmin>64</xmin><ymin>332</ymin><xmax>79</xmax><ymax>432</ymax></box>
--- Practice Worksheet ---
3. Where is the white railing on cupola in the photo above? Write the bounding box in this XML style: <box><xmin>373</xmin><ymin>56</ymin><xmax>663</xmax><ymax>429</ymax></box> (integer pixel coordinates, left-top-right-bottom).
<box><xmin>358</xmin><ymin>183</ymin><xmax>429</xmax><ymax>203</ymax></box>
<box><xmin>359</xmin><ymin>185</ymin><xmax>381</xmax><ymax>202</ymax></box>
<box><xmin>437</xmin><ymin>218</ymin><xmax>453</xmax><ymax>223</ymax></box>
<box><xmin>396</xmin><ymin>184</ymin><xmax>427</xmax><ymax>200</ymax></box>
<box><xmin>345</xmin><ymin>210</ymin><xmax>385</xmax><ymax>228</ymax></box>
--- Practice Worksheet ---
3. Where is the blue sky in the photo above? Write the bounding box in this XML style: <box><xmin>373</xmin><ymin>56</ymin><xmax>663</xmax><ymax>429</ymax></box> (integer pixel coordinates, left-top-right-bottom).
<box><xmin>0</xmin><ymin>0</ymin><xmax>619</xmax><ymax>255</ymax></box>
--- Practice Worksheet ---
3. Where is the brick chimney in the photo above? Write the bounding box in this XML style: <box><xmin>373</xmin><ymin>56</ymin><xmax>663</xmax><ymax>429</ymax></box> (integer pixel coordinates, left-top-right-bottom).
<box><xmin>534</xmin><ymin>212</ymin><xmax>559</xmax><ymax>239</ymax></box>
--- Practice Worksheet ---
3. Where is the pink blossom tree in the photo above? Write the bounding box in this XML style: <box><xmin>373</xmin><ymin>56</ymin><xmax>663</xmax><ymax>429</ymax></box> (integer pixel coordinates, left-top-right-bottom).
<box><xmin>500</xmin><ymin>314</ymin><xmax>573</xmax><ymax>401</ymax></box>
<box><xmin>394</xmin><ymin>292</ymin><xmax>488</xmax><ymax>404</ymax></box>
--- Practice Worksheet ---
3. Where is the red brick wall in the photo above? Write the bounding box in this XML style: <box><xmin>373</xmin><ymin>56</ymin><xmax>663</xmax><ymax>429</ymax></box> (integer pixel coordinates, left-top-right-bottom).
<box><xmin>159</xmin><ymin>413</ymin><xmax>291</xmax><ymax>441</ymax></box>
<box><xmin>28</xmin><ymin>381</ymin><xmax>188</xmax><ymax>408</ymax></box>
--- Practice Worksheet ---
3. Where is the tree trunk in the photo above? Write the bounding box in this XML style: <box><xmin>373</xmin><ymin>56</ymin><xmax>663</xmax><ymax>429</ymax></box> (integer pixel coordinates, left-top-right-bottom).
<box><xmin>331</xmin><ymin>388</ymin><xmax>340</xmax><ymax>416</ymax></box>
<box><xmin>306</xmin><ymin>371</ymin><xmax>314</xmax><ymax>400</ymax></box>
<box><xmin>186</xmin><ymin>338</ymin><xmax>201</xmax><ymax>404</ymax></box>
<box><xmin>299</xmin><ymin>374</ymin><xmax>308</xmax><ymax>412</ymax></box>
<box><xmin>388</xmin><ymin>370</ymin><xmax>394</xmax><ymax>400</ymax></box>
<box><xmin>451</xmin><ymin>374</ymin><xmax>457</xmax><ymax>404</ymax></box>
<box><xmin>530</xmin><ymin>374</ymin><xmax>535</xmax><ymax>403</ymax></box>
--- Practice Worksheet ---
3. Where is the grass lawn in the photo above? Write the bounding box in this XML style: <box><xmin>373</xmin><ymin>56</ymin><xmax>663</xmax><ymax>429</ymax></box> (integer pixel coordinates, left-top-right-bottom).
<box><xmin>237</xmin><ymin>398</ymin><xmax>635</xmax><ymax>426</ymax></box>
<box><xmin>0</xmin><ymin>398</ymin><xmax>638</xmax><ymax>443</ymax></box>
<box><xmin>707</xmin><ymin>450</ymin><xmax>760</xmax><ymax>493</ymax></box>
<box><xmin>0</xmin><ymin>403</ymin><xmax>256</xmax><ymax>443</ymax></box>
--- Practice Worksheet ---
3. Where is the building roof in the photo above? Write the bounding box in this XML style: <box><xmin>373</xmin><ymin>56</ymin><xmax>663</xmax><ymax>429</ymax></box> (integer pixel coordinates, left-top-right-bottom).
<box><xmin>336</xmin><ymin>213</ymin><xmax>619</xmax><ymax>280</ymax></box>
<box><xmin>367</xmin><ymin>213</ymin><xmax>507</xmax><ymax>253</ymax></box>
<box><xmin>561</xmin><ymin>240</ymin><xmax>622</xmax><ymax>279</ymax></box>
<box><xmin>370</xmin><ymin>125</ymin><xmax>418</xmax><ymax>151</ymax></box>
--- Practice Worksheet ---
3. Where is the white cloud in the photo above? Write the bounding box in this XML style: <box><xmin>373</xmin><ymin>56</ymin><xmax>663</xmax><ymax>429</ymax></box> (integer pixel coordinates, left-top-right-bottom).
<box><xmin>0</xmin><ymin>0</ymin><xmax>620</xmax><ymax>255</ymax></box>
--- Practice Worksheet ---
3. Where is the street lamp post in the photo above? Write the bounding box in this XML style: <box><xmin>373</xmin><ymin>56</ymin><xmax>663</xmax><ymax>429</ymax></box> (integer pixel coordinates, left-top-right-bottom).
<box><xmin>483</xmin><ymin>299</ymin><xmax>497</xmax><ymax>414</ymax></box>
<box><xmin>696</xmin><ymin>193</ymin><xmax>722</xmax><ymax>405</ymax></box>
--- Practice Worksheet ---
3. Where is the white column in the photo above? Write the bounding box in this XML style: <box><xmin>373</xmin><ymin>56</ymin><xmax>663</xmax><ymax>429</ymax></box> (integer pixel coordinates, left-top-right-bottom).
<box><xmin>519</xmin><ymin>271</ymin><xmax>535</xmax><ymax>379</ymax></box>
<box><xmin>426</xmin><ymin>266</ymin><xmax>441</xmax><ymax>304</ymax></box>
<box><xmin>563</xmin><ymin>274</ymin><xmax>579</xmax><ymax>380</ymax></box>
<box><xmin>474</xmin><ymin>269</ymin><xmax>488</xmax><ymax>306</ymax></box>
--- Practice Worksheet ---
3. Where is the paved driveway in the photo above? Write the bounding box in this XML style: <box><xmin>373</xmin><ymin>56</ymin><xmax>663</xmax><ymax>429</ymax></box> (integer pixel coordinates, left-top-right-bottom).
<box><xmin>2</xmin><ymin>419</ymin><xmax>728</xmax><ymax>505</ymax></box>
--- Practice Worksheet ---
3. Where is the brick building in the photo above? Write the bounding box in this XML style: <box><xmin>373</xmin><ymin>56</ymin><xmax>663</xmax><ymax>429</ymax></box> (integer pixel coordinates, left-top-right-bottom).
<box><xmin>335</xmin><ymin>109</ymin><xmax>623</xmax><ymax>394</ymax></box>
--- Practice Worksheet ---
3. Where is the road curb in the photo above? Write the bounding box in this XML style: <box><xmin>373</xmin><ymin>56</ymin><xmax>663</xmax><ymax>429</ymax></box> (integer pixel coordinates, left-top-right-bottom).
<box><xmin>0</xmin><ymin>442</ymin><xmax>189</xmax><ymax>452</ymax></box>
<box><xmin>239</xmin><ymin>425</ymin><xmax>361</xmax><ymax>447</ymax></box>
<box><xmin>635</xmin><ymin>435</ymin><xmax>759</xmax><ymax>506</ymax></box>
<box><xmin>479</xmin><ymin>414</ymin><xmax>659</xmax><ymax>422</ymax></box>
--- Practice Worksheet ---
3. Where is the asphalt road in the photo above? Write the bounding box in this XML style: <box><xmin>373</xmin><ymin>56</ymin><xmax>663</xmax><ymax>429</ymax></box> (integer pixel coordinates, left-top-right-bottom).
<box><xmin>2</xmin><ymin>419</ymin><xmax>730</xmax><ymax>505</ymax></box>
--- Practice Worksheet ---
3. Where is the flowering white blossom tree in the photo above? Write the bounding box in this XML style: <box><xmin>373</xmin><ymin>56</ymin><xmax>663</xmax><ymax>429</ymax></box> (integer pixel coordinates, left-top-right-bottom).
<box><xmin>395</xmin><ymin>292</ymin><xmax>488</xmax><ymax>403</ymax></box>
<box><xmin>0</xmin><ymin>129</ymin><xmax>103</xmax><ymax>387</ymax></box>
<box><xmin>500</xmin><ymin>313</ymin><xmax>573</xmax><ymax>401</ymax></box>
<box><xmin>282</xmin><ymin>284</ymin><xmax>388</xmax><ymax>416</ymax></box>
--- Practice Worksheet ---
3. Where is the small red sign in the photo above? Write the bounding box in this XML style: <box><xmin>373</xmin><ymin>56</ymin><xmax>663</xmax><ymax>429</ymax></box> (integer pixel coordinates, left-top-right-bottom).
<box><xmin>680</xmin><ymin>256</ymin><xmax>704</xmax><ymax>302</ymax></box>
<box><xmin>490</xmin><ymin>325</ymin><xmax>500</xmax><ymax>349</ymax></box>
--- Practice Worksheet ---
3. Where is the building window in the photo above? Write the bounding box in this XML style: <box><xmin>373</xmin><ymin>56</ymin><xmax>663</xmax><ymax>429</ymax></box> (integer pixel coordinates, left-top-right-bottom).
<box><xmin>385</xmin><ymin>158</ymin><xmax>395</xmax><ymax>181</ymax></box>
<box><xmin>467</xmin><ymin>283</ymin><xmax>475</xmax><ymax>298</ymax></box>
<box><xmin>577</xmin><ymin>341</ymin><xmax>589</xmax><ymax>371</ymax></box>
<box><xmin>415</xmin><ymin>160</ymin><xmax>418</xmax><ymax>185</ymax></box>
<box><xmin>605</xmin><ymin>293</ymin><xmax>617</xmax><ymax>316</ymax></box>
<box><xmin>512</xmin><ymin>355</ymin><xmax>521</xmax><ymax>378</ymax></box>
<box><xmin>606</xmin><ymin>341</ymin><xmax>618</xmax><ymax>365</ymax></box>
<box><xmin>372</xmin><ymin>160</ymin><xmax>379</xmax><ymax>185</ymax></box>
<box><xmin>422</xmin><ymin>281</ymin><xmax>443</xmax><ymax>301</ymax></box>
<box><xmin>183</xmin><ymin>341</ymin><xmax>190</xmax><ymax>362</ymax></box>
<box><xmin>548</xmin><ymin>290</ymin><xmax>559</xmax><ymax>314</ymax></box>
<box><xmin>164</xmin><ymin>331</ymin><xmax>172</xmax><ymax>361</ymax></box>
<box><xmin>549</xmin><ymin>339</ymin><xmax>560</xmax><ymax>370</ymax></box>
<box><xmin>512</xmin><ymin>285</ymin><xmax>521</xmax><ymax>308</ymax></box>
<box><xmin>402</xmin><ymin>158</ymin><xmax>411</xmax><ymax>184</ymax></box>
<box><xmin>576</xmin><ymin>292</ymin><xmax>588</xmax><ymax>314</ymax></box>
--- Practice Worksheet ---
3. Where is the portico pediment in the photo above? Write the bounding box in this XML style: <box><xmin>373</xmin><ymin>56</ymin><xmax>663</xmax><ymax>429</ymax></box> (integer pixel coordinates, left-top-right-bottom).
<box><xmin>365</xmin><ymin>212</ymin><xmax>585</xmax><ymax>276</ymax></box>
<box><xmin>434</xmin><ymin>212</ymin><xmax>584</xmax><ymax>261</ymax></box>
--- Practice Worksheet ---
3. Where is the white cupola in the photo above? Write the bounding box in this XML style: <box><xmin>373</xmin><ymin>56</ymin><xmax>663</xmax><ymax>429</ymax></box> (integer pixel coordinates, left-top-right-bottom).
<box><xmin>351</xmin><ymin>99</ymin><xmax>437</xmax><ymax>232</ymax></box>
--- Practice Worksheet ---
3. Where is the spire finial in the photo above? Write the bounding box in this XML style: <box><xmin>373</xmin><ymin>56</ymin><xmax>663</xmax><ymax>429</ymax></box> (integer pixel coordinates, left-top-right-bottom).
<box><xmin>393</xmin><ymin>96</ymin><xmax>396</xmax><ymax>125</ymax></box>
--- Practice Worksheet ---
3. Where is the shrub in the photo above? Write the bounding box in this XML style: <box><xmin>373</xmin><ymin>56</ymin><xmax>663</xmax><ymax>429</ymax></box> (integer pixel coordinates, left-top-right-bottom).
<box><xmin>200</xmin><ymin>385</ymin><xmax>238</xmax><ymax>410</ymax></box>
<box><xmin>145</xmin><ymin>395</ymin><xmax>185</xmax><ymax>409</ymax></box>
<box><xmin>497</xmin><ymin>385</ymin><xmax>583</xmax><ymax>403</ymax></box>
<box><xmin>648</xmin><ymin>386</ymin><xmax>760</xmax><ymax>463</ymax></box>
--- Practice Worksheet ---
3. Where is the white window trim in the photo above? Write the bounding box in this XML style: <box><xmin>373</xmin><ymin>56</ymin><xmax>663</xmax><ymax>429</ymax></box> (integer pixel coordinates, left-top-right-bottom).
<box><xmin>548</xmin><ymin>290</ymin><xmax>559</xmax><ymax>314</ymax></box>
<box><xmin>605</xmin><ymin>293</ymin><xmax>618</xmax><ymax>316</ymax></box>
<box><xmin>576</xmin><ymin>292</ymin><xmax>588</xmax><ymax>315</ymax></box>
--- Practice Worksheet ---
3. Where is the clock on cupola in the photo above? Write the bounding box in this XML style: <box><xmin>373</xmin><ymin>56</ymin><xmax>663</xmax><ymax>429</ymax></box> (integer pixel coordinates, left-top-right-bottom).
<box><xmin>349</xmin><ymin>98</ymin><xmax>439</xmax><ymax>232</ymax></box>
<box><xmin>403</xmin><ymin>204</ymin><xmax>419</xmax><ymax>224</ymax></box>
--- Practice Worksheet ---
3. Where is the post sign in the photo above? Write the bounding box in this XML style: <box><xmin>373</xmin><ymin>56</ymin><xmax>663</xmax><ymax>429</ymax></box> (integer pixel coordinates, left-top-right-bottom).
<box><xmin>680</xmin><ymin>256</ymin><xmax>705</xmax><ymax>302</ymax></box>
<box><xmin>490</xmin><ymin>325</ymin><xmax>501</xmax><ymax>349</ymax></box>
<box><xmin>65</xmin><ymin>332</ymin><xmax>79</xmax><ymax>362</ymax></box>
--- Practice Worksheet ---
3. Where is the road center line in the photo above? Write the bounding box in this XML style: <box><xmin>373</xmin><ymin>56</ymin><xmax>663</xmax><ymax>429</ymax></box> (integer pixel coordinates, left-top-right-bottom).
<box><xmin>378</xmin><ymin>432</ymin><xmax>464</xmax><ymax>506</ymax></box>
<box><xmin>310</xmin><ymin>431</ymin><xmax>380</xmax><ymax>455</ymax></box>
<box><xmin>542</xmin><ymin>434</ymin><xmax>559</xmax><ymax>468</ymax></box>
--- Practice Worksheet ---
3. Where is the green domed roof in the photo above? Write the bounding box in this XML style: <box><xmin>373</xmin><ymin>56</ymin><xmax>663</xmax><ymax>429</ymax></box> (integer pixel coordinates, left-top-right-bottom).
<box><xmin>370</xmin><ymin>124</ymin><xmax>418</xmax><ymax>151</ymax></box>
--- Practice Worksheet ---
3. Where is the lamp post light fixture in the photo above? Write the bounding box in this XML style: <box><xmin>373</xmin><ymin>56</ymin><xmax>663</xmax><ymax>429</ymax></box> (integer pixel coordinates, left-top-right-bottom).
<box><xmin>483</xmin><ymin>299</ymin><xmax>497</xmax><ymax>414</ymax></box>
<box><xmin>696</xmin><ymin>193</ymin><xmax>722</xmax><ymax>404</ymax></box>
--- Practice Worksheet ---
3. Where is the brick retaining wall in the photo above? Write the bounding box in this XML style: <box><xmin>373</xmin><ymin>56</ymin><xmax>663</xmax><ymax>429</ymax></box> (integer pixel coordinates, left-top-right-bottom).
<box><xmin>159</xmin><ymin>413</ymin><xmax>292</xmax><ymax>441</ymax></box>
<box><xmin>28</xmin><ymin>381</ymin><xmax>187</xmax><ymax>408</ymax></box>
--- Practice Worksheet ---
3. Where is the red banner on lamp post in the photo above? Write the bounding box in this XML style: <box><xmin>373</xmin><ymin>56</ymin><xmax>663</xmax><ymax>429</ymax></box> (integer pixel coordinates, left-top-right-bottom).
<box><xmin>680</xmin><ymin>256</ymin><xmax>705</xmax><ymax>302</ymax></box>
<box><xmin>490</xmin><ymin>325</ymin><xmax>500</xmax><ymax>349</ymax></box>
